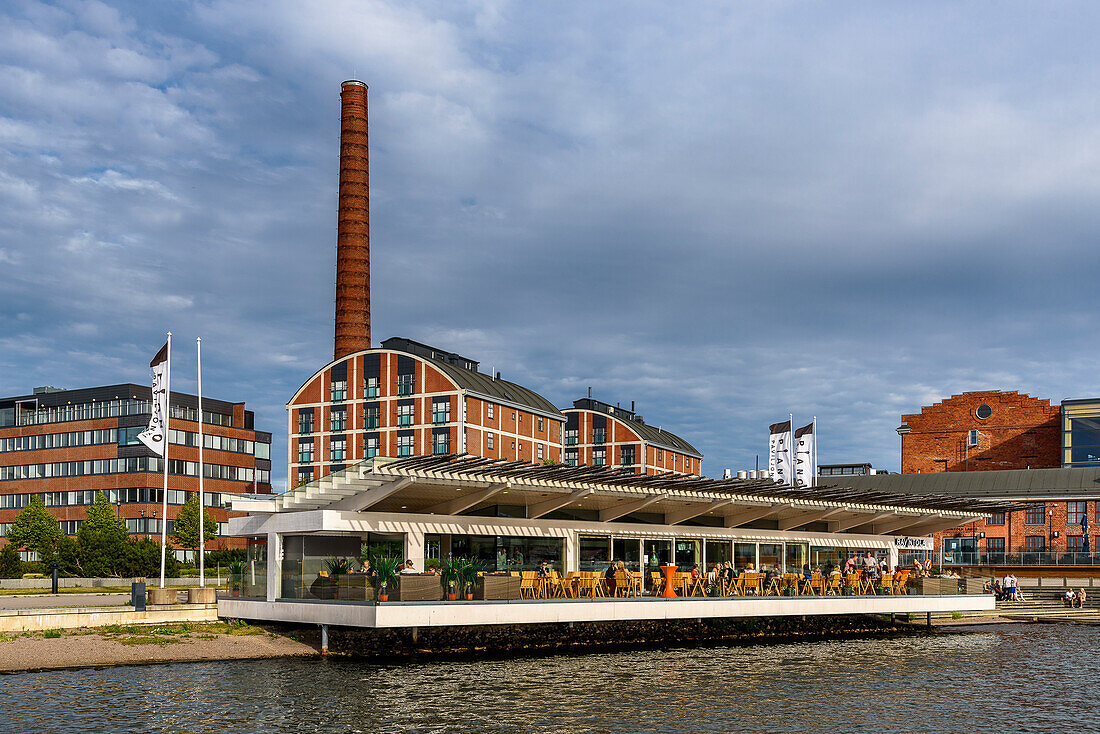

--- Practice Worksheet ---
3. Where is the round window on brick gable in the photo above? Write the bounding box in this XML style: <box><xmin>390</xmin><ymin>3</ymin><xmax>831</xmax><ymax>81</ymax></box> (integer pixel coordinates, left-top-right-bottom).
<box><xmin>976</xmin><ymin>404</ymin><xmax>992</xmax><ymax>420</ymax></box>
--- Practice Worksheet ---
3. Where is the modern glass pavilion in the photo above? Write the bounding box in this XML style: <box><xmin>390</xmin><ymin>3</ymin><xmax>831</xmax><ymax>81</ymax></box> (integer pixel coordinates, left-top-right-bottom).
<box><xmin>220</xmin><ymin>456</ymin><xmax>1007</xmax><ymax>628</ymax></box>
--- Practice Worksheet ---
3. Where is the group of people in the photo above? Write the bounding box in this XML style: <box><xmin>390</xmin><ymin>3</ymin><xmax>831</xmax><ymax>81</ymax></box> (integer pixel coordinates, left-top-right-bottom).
<box><xmin>1064</xmin><ymin>588</ymin><xmax>1088</xmax><ymax>608</ymax></box>
<box><xmin>991</xmin><ymin>573</ymin><xmax>1025</xmax><ymax>602</ymax></box>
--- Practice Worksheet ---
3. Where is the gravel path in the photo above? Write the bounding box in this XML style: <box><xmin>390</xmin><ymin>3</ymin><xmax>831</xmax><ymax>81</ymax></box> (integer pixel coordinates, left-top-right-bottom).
<box><xmin>0</xmin><ymin>626</ymin><xmax>319</xmax><ymax>673</ymax></box>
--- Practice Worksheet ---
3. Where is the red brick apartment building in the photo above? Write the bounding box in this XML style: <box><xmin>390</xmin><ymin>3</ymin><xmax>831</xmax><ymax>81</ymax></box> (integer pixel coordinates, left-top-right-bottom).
<box><xmin>831</xmin><ymin>390</ymin><xmax>1100</xmax><ymax>570</ymax></box>
<box><xmin>0</xmin><ymin>384</ymin><xmax>272</xmax><ymax>550</ymax></box>
<box><xmin>563</xmin><ymin>398</ymin><xmax>702</xmax><ymax>476</ymax></box>
<box><xmin>287</xmin><ymin>338</ymin><xmax>564</xmax><ymax>487</ymax></box>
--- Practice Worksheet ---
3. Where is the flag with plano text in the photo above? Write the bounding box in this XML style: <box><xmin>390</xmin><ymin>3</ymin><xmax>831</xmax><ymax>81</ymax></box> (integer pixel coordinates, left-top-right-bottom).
<box><xmin>137</xmin><ymin>342</ymin><xmax>169</xmax><ymax>456</ymax></box>
<box><xmin>768</xmin><ymin>420</ymin><xmax>793</xmax><ymax>486</ymax></box>
<box><xmin>794</xmin><ymin>422</ymin><xmax>815</xmax><ymax>488</ymax></box>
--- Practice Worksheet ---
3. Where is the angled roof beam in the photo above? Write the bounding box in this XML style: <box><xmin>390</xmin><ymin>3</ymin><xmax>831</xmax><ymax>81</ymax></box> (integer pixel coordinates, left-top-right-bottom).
<box><xmin>421</xmin><ymin>483</ymin><xmax>510</xmax><ymax>516</ymax></box>
<box><xmin>777</xmin><ymin>507</ymin><xmax>847</xmax><ymax>531</ymax></box>
<box><xmin>830</xmin><ymin>511</ymin><xmax>896</xmax><ymax>533</ymax></box>
<box><xmin>868</xmin><ymin>513</ymin><xmax>933</xmax><ymax>535</ymax></box>
<box><xmin>723</xmin><ymin>503</ymin><xmax>786</xmax><ymax>528</ymax></box>
<box><xmin>526</xmin><ymin>489</ymin><xmax>594</xmax><ymax>519</ymax></box>
<box><xmin>665</xmin><ymin>499</ymin><xmax>737</xmax><ymax>526</ymax></box>
<box><xmin>327</xmin><ymin>477</ymin><xmax>415</xmax><ymax>512</ymax></box>
<box><xmin>599</xmin><ymin>494</ymin><xmax>669</xmax><ymax>523</ymax></box>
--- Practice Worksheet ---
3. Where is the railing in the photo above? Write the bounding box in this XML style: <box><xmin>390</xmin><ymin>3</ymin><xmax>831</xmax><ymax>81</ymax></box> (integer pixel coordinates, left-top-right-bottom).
<box><xmin>940</xmin><ymin>551</ymin><xmax>1100</xmax><ymax>566</ymax></box>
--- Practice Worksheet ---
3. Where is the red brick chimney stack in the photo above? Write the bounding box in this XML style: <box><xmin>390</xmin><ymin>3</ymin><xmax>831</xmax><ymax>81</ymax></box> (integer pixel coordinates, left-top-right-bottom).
<box><xmin>334</xmin><ymin>80</ymin><xmax>371</xmax><ymax>360</ymax></box>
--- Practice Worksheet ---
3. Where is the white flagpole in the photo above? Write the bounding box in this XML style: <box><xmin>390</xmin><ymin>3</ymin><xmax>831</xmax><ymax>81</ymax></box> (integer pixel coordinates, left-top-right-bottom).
<box><xmin>812</xmin><ymin>416</ymin><xmax>818</xmax><ymax>487</ymax></box>
<box><xmin>788</xmin><ymin>413</ymin><xmax>794</xmax><ymax>487</ymax></box>
<box><xmin>197</xmin><ymin>337</ymin><xmax>205</xmax><ymax>588</ymax></box>
<box><xmin>159</xmin><ymin>332</ymin><xmax>172</xmax><ymax>588</ymax></box>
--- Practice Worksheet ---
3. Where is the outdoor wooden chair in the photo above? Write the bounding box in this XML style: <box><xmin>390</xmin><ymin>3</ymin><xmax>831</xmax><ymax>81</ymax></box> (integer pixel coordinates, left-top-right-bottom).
<box><xmin>687</xmin><ymin>574</ymin><xmax>706</xmax><ymax>597</ymax></box>
<box><xmin>825</xmin><ymin>574</ymin><xmax>842</xmax><ymax>595</ymax></box>
<box><xmin>879</xmin><ymin>573</ymin><xmax>894</xmax><ymax>595</ymax></box>
<box><xmin>803</xmin><ymin>575</ymin><xmax>824</xmax><ymax>596</ymax></box>
<box><xmin>843</xmin><ymin>573</ymin><xmax>862</xmax><ymax>595</ymax></box>
<box><xmin>742</xmin><ymin>573</ymin><xmax>764</xmax><ymax>596</ymax></box>
<box><xmin>563</xmin><ymin>571</ymin><xmax>581</xmax><ymax>598</ymax></box>
<box><xmin>520</xmin><ymin>571</ymin><xmax>538</xmax><ymax>599</ymax></box>
<box><xmin>893</xmin><ymin>570</ymin><xmax>910</xmax><ymax>595</ymax></box>
<box><xmin>650</xmin><ymin>571</ymin><xmax>663</xmax><ymax>595</ymax></box>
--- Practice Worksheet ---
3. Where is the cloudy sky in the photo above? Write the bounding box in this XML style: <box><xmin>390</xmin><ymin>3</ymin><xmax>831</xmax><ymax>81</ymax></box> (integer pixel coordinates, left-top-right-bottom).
<box><xmin>2</xmin><ymin>1</ymin><xmax>1099</xmax><ymax>486</ymax></box>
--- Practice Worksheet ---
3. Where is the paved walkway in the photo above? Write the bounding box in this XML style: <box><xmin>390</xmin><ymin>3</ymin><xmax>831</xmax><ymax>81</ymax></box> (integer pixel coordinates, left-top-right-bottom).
<box><xmin>0</xmin><ymin>593</ymin><xmax>133</xmax><ymax>610</ymax></box>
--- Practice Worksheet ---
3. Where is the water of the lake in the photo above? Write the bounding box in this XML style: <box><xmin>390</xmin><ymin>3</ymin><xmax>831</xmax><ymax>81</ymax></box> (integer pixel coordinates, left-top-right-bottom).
<box><xmin>3</xmin><ymin>624</ymin><xmax>1091</xmax><ymax>733</ymax></box>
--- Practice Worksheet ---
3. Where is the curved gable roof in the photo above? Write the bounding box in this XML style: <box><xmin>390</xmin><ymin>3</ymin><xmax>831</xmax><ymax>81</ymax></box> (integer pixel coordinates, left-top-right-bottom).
<box><xmin>288</xmin><ymin>348</ymin><xmax>563</xmax><ymax>420</ymax></box>
<box><xmin>567</xmin><ymin>406</ymin><xmax>702</xmax><ymax>459</ymax></box>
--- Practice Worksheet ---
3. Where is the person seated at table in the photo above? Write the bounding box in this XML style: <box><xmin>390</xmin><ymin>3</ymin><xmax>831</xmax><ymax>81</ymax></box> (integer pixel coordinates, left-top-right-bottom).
<box><xmin>802</xmin><ymin>564</ymin><xmax>812</xmax><ymax>580</ymax></box>
<box><xmin>742</xmin><ymin>562</ymin><xmax>755</xmax><ymax>573</ymax></box>
<box><xmin>690</xmin><ymin>563</ymin><xmax>700</xmax><ymax>581</ymax></box>
<box><xmin>399</xmin><ymin>559</ymin><xmax>416</xmax><ymax>574</ymax></box>
<box><xmin>723</xmin><ymin>562</ymin><xmax>735</xmax><ymax>580</ymax></box>
<box><xmin>843</xmin><ymin>556</ymin><xmax>857</xmax><ymax>574</ymax></box>
<box><xmin>605</xmin><ymin>562</ymin><xmax>618</xmax><ymax>596</ymax></box>
<box><xmin>764</xmin><ymin>564</ymin><xmax>780</xmax><ymax>585</ymax></box>
<box><xmin>537</xmin><ymin>561</ymin><xmax>552</xmax><ymax>579</ymax></box>
<box><xmin>706</xmin><ymin>564</ymin><xmax>719</xmax><ymax>587</ymax></box>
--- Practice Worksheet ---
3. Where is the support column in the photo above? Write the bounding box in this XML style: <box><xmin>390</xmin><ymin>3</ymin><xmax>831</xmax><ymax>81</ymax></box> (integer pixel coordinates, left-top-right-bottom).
<box><xmin>564</xmin><ymin>531</ymin><xmax>578</xmax><ymax>572</ymax></box>
<box><xmin>405</xmin><ymin>528</ymin><xmax>425</xmax><ymax>571</ymax></box>
<box><xmin>888</xmin><ymin>545</ymin><xmax>899</xmax><ymax>571</ymax></box>
<box><xmin>266</xmin><ymin>532</ymin><xmax>282</xmax><ymax>602</ymax></box>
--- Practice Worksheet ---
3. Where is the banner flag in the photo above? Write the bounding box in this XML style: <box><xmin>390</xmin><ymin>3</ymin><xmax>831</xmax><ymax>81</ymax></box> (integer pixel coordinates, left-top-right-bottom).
<box><xmin>794</xmin><ymin>422</ymin><xmax>815</xmax><ymax>488</ymax></box>
<box><xmin>138</xmin><ymin>342</ymin><xmax>169</xmax><ymax>456</ymax></box>
<box><xmin>768</xmin><ymin>420</ymin><xmax>793</xmax><ymax>485</ymax></box>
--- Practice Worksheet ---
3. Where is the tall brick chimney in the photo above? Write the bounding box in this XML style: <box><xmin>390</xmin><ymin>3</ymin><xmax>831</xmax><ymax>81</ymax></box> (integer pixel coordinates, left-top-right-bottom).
<box><xmin>334</xmin><ymin>80</ymin><xmax>371</xmax><ymax>360</ymax></box>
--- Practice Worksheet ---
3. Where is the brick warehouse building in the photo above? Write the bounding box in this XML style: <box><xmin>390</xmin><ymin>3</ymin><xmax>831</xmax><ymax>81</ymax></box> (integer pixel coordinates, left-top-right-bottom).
<box><xmin>839</xmin><ymin>389</ymin><xmax>1100</xmax><ymax>571</ymax></box>
<box><xmin>286</xmin><ymin>80</ymin><xmax>701</xmax><ymax>486</ymax></box>
<box><xmin>287</xmin><ymin>338</ymin><xmax>564</xmax><ymax>487</ymax></box>
<box><xmin>563</xmin><ymin>397</ymin><xmax>702</xmax><ymax>476</ymax></box>
<box><xmin>897</xmin><ymin>390</ymin><xmax>1061</xmax><ymax>473</ymax></box>
<box><xmin>0</xmin><ymin>384</ymin><xmax>272</xmax><ymax>551</ymax></box>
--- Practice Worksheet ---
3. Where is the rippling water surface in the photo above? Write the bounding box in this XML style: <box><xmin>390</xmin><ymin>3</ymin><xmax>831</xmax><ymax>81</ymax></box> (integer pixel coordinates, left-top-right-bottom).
<box><xmin>3</xmin><ymin>625</ymin><xmax>1096</xmax><ymax>733</ymax></box>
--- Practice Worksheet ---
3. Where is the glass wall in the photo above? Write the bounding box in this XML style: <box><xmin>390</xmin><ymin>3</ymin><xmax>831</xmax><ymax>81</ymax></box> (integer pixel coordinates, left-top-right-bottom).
<box><xmin>734</xmin><ymin>542</ymin><xmax>757</xmax><ymax>570</ymax></box>
<box><xmin>612</xmin><ymin>538</ymin><xmax>642</xmax><ymax>573</ymax></box>
<box><xmin>238</xmin><ymin>541</ymin><xmax>267</xmax><ymax>598</ymax></box>
<box><xmin>280</xmin><ymin>534</ymin><xmax>367</xmax><ymax>600</ymax></box>
<box><xmin>759</xmin><ymin>543</ymin><xmax>782</xmax><ymax>572</ymax></box>
<box><xmin>785</xmin><ymin>543</ymin><xmax>808</xmax><ymax>573</ymax></box>
<box><xmin>705</xmin><ymin>540</ymin><xmax>732</xmax><ymax>569</ymax></box>
<box><xmin>674</xmin><ymin>538</ymin><xmax>701</xmax><ymax>570</ymax></box>
<box><xmin>450</xmin><ymin>535</ymin><xmax>563</xmax><ymax>572</ymax></box>
<box><xmin>579</xmin><ymin>535</ymin><xmax>610</xmax><ymax>571</ymax></box>
<box><xmin>811</xmin><ymin>545</ymin><xmax>847</xmax><ymax>572</ymax></box>
<box><xmin>643</xmin><ymin>539</ymin><xmax>673</xmax><ymax>572</ymax></box>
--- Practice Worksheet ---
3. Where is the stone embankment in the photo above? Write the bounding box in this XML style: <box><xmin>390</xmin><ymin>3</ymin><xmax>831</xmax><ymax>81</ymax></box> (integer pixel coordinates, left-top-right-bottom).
<box><xmin>327</xmin><ymin>614</ymin><xmax>917</xmax><ymax>661</ymax></box>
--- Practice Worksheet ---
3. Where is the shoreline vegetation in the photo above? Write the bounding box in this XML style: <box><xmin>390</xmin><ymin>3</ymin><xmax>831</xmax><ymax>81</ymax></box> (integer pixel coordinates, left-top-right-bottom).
<box><xmin>0</xmin><ymin>621</ymin><xmax>320</xmax><ymax>674</ymax></box>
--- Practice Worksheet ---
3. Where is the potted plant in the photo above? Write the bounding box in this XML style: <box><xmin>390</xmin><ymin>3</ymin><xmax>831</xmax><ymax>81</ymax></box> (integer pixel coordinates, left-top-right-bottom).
<box><xmin>325</xmin><ymin>557</ymin><xmax>352</xmax><ymax>600</ymax></box>
<box><xmin>228</xmin><ymin>560</ymin><xmax>244</xmax><ymax>597</ymax></box>
<box><xmin>369</xmin><ymin>553</ymin><xmax>401</xmax><ymax>602</ymax></box>
<box><xmin>457</xmin><ymin>558</ymin><xmax>480</xmax><ymax>600</ymax></box>
<box><xmin>439</xmin><ymin>557</ymin><xmax>460</xmax><ymax>601</ymax></box>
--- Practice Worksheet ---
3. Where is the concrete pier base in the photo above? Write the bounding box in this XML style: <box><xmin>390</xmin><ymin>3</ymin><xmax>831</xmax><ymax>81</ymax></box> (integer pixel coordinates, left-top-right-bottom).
<box><xmin>148</xmin><ymin>588</ymin><xmax>177</xmax><ymax>605</ymax></box>
<box><xmin>187</xmin><ymin>587</ymin><xmax>217</xmax><ymax>604</ymax></box>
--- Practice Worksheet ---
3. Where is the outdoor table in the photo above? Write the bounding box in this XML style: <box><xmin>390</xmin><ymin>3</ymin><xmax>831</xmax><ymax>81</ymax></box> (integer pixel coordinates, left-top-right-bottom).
<box><xmin>659</xmin><ymin>564</ymin><xmax>678</xmax><ymax>598</ymax></box>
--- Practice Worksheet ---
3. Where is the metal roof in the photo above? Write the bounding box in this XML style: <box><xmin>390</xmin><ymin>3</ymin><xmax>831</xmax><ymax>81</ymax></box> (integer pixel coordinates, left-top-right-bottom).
<box><xmin>425</xmin><ymin>359</ymin><xmax>563</xmax><ymax>421</ymax></box>
<box><xmin>244</xmin><ymin>455</ymin><xmax>1017</xmax><ymax>525</ymax></box>
<box><xmin>566</xmin><ymin>401</ymin><xmax>703</xmax><ymax>458</ymax></box>
<box><xmin>824</xmin><ymin>467</ymin><xmax>1100</xmax><ymax>500</ymax></box>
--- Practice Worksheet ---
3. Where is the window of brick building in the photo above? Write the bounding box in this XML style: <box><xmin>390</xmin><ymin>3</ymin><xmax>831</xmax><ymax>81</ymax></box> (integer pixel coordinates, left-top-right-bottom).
<box><xmin>330</xmin><ymin>380</ymin><xmax>347</xmax><ymax>402</ymax></box>
<box><xmin>331</xmin><ymin>439</ymin><xmax>346</xmax><ymax>462</ymax></box>
<box><xmin>365</xmin><ymin>436</ymin><xmax>378</xmax><ymax>459</ymax></box>
<box><xmin>487</xmin><ymin>433</ymin><xmax>494</xmax><ymax>450</ymax></box>
<box><xmin>397</xmin><ymin>435</ymin><xmax>414</xmax><ymax>457</ymax></box>
<box><xmin>397</xmin><ymin>373</ymin><xmax>414</xmax><ymax>396</ymax></box>
<box><xmin>396</xmin><ymin>404</ymin><xmax>414</xmax><ymax>426</ymax></box>
<box><xmin>1068</xmin><ymin>535</ymin><xmax>1086</xmax><ymax>553</ymax></box>
<box><xmin>1025</xmin><ymin>536</ymin><xmax>1046</xmax><ymax>551</ymax></box>
<box><xmin>1025</xmin><ymin>504</ymin><xmax>1046</xmax><ymax>525</ymax></box>
<box><xmin>987</xmin><ymin>512</ymin><xmax>1005</xmax><ymax>526</ymax></box>
<box><xmin>297</xmin><ymin>412</ymin><xmax>314</xmax><ymax>434</ymax></box>
<box><xmin>330</xmin><ymin>408</ymin><xmax>346</xmax><ymax>432</ymax></box>
<box><xmin>487</xmin><ymin>404</ymin><xmax>494</xmax><ymax>419</ymax></box>
<box><xmin>1069</xmin><ymin>501</ymin><xmax>1088</xmax><ymax>526</ymax></box>
<box><xmin>986</xmin><ymin>537</ymin><xmax>1005</xmax><ymax>555</ymax></box>
<box><xmin>364</xmin><ymin>377</ymin><xmax>379</xmax><ymax>399</ymax></box>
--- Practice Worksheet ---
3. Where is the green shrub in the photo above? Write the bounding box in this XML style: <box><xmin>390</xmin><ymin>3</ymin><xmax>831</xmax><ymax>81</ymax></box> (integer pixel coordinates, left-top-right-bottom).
<box><xmin>22</xmin><ymin>572</ymin><xmax>45</xmax><ymax>579</ymax></box>
<box><xmin>0</xmin><ymin>544</ymin><xmax>21</xmax><ymax>579</ymax></box>
<box><xmin>42</xmin><ymin>629</ymin><xmax>62</xmax><ymax>638</ymax></box>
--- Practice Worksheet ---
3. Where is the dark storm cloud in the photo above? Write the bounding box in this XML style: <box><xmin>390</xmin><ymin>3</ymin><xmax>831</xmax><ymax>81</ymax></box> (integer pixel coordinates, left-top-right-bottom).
<box><xmin>2</xmin><ymin>0</ymin><xmax>1100</xmax><ymax>485</ymax></box>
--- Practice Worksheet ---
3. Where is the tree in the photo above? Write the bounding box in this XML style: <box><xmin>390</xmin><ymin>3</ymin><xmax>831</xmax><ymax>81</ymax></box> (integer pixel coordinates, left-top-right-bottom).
<box><xmin>172</xmin><ymin>493</ymin><xmax>217</xmax><ymax>557</ymax></box>
<box><xmin>123</xmin><ymin>536</ymin><xmax>176</xmax><ymax>578</ymax></box>
<box><xmin>0</xmin><ymin>543</ymin><xmax>21</xmax><ymax>578</ymax></box>
<box><xmin>6</xmin><ymin>496</ymin><xmax>62</xmax><ymax>563</ymax></box>
<box><xmin>76</xmin><ymin>492</ymin><xmax>130</xmax><ymax>577</ymax></box>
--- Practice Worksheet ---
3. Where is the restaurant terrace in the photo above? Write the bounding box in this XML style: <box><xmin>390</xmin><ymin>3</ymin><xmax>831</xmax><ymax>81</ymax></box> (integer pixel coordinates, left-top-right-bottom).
<box><xmin>219</xmin><ymin>456</ymin><xmax>1009</xmax><ymax>628</ymax></box>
